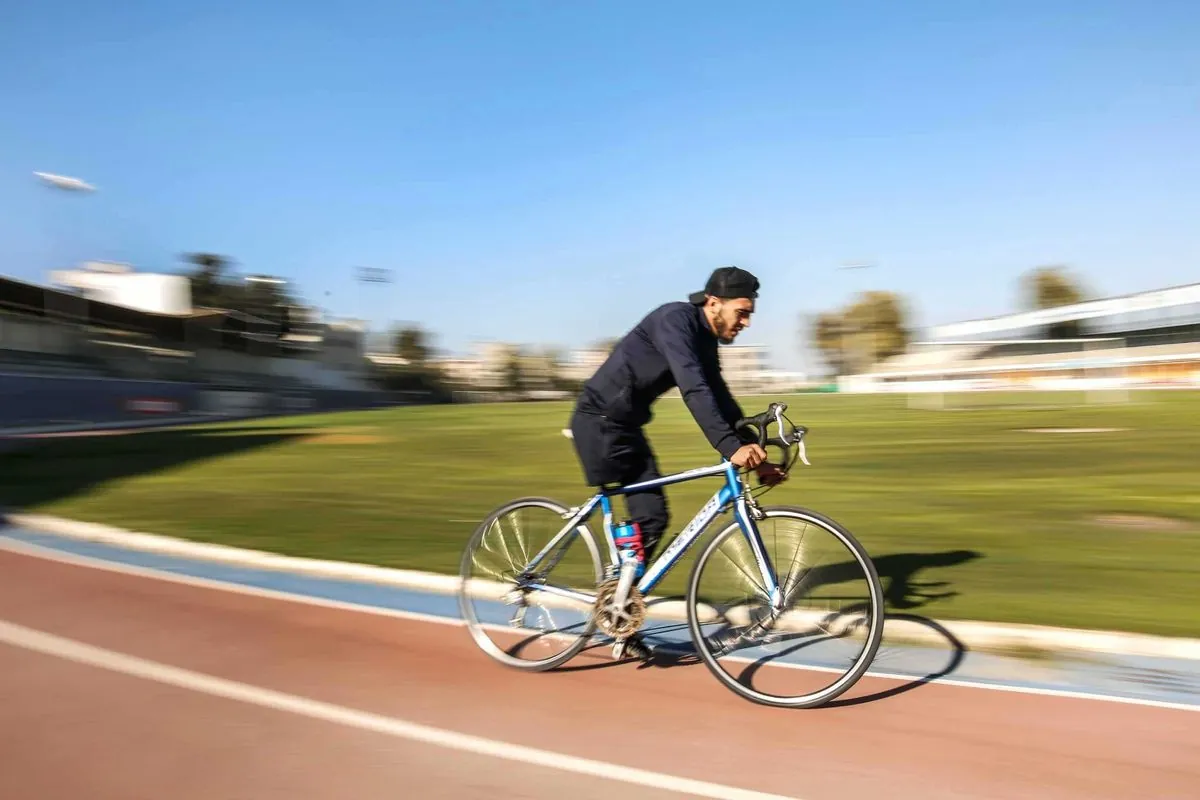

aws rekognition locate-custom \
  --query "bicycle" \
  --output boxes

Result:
[456,402,885,708]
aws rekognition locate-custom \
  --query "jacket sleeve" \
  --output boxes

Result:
[708,362,747,433]
[654,308,744,460]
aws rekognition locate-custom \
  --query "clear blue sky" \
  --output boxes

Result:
[1,0,1197,372]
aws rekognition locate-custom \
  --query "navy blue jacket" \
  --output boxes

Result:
[576,301,746,459]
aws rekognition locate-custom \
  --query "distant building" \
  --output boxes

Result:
[426,341,521,390]
[561,346,610,382]
[434,356,484,386]
[719,344,769,393]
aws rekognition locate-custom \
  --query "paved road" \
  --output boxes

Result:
[1,547,1197,799]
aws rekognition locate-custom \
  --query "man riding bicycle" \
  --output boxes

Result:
[568,266,787,661]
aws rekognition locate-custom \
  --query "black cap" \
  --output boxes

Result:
[689,266,760,305]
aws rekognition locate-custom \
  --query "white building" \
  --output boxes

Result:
[50,261,192,316]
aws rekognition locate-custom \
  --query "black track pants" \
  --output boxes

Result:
[568,409,669,560]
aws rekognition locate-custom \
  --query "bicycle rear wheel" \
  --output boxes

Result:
[458,497,603,671]
[686,505,884,708]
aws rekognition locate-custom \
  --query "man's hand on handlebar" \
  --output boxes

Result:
[730,445,788,484]
[730,403,804,482]
[755,462,788,487]
[730,443,768,469]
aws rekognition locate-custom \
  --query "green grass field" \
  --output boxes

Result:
[3,391,1199,637]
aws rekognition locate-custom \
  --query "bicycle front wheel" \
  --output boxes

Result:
[686,505,884,708]
[458,496,603,672]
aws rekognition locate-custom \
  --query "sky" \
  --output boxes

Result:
[1,0,1198,373]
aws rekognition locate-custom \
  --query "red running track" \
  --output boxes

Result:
[0,547,1196,799]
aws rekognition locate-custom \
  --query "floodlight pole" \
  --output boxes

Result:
[355,266,393,349]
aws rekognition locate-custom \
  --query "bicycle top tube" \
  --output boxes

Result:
[590,401,808,498]
[598,461,733,497]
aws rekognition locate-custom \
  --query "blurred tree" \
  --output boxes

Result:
[241,277,296,332]
[812,291,912,375]
[368,360,452,403]
[813,311,850,377]
[846,290,912,367]
[368,322,449,400]
[393,324,432,364]
[524,346,562,391]
[181,252,299,334]
[184,253,233,309]
[1021,265,1088,338]
[503,350,525,394]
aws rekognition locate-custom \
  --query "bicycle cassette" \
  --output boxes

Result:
[592,578,647,639]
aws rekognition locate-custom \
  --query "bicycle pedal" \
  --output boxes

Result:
[610,638,631,660]
[611,636,652,662]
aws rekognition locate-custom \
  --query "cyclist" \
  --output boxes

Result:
[567,266,787,661]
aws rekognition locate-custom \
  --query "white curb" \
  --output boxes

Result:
[5,513,460,594]
[5,511,1200,663]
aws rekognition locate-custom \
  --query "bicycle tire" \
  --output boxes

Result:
[457,496,603,672]
[685,504,885,708]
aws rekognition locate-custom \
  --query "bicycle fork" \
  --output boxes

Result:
[736,494,785,613]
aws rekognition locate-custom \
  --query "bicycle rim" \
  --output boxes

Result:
[458,496,603,671]
[686,505,885,708]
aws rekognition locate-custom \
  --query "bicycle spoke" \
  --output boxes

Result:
[779,520,809,604]
[718,541,769,600]
[459,498,603,672]
[687,506,884,708]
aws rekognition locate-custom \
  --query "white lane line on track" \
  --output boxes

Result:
[0,619,799,800]
[3,536,1199,714]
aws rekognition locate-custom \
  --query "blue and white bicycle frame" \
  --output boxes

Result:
[518,460,785,612]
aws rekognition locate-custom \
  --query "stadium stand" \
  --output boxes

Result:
[848,281,1200,398]
[0,274,392,429]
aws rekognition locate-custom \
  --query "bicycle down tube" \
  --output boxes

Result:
[516,459,783,608]
[633,462,780,602]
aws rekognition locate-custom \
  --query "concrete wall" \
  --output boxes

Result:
[0,373,200,427]
[0,373,394,429]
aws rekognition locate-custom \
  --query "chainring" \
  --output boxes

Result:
[592,578,647,639]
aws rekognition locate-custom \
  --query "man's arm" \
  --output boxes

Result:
[654,307,744,460]
[707,360,746,432]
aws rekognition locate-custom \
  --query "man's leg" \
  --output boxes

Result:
[608,436,667,663]
[568,410,666,660]
[620,439,669,566]
[568,409,615,486]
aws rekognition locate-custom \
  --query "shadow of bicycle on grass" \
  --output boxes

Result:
[872,549,983,610]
